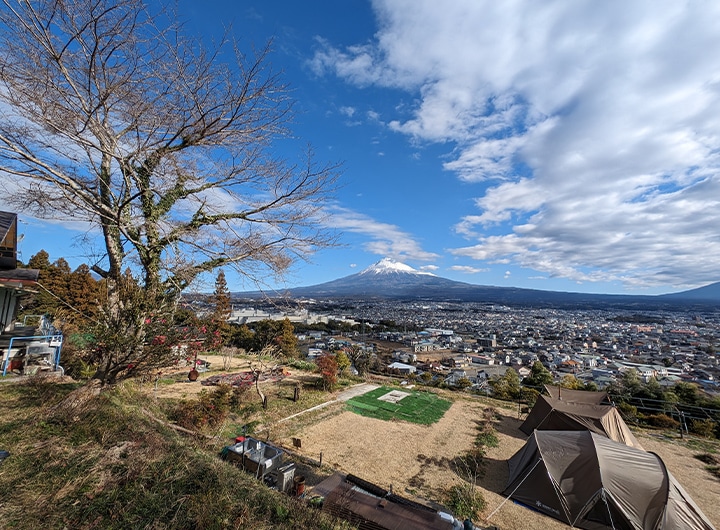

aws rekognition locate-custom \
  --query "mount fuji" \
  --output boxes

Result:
[279,257,471,299]
[234,258,720,308]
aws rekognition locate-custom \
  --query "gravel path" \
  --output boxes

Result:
[277,383,380,423]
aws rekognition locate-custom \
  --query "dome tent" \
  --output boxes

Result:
[503,430,715,530]
[520,393,644,449]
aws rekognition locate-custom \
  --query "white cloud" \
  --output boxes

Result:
[420,264,439,272]
[326,206,439,262]
[339,106,356,117]
[449,265,486,274]
[315,0,720,289]
[366,110,382,122]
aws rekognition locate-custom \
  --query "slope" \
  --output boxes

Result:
[0,379,349,530]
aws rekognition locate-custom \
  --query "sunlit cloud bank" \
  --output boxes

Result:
[314,0,720,290]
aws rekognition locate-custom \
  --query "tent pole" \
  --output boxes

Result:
[485,458,543,523]
[571,489,614,529]
[601,489,618,530]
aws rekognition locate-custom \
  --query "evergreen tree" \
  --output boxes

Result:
[491,368,521,400]
[209,269,232,347]
[279,317,299,358]
[252,319,282,351]
[22,250,56,317]
[522,361,554,389]
[27,249,51,270]
[21,251,102,331]
[670,382,700,406]
[64,264,103,327]
[229,324,255,351]
[211,270,231,323]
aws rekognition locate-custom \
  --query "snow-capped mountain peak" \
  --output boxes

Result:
[359,257,435,276]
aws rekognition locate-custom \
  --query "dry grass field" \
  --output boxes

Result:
[274,391,720,530]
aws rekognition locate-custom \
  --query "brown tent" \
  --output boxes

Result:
[544,384,610,405]
[503,430,715,530]
[520,394,643,449]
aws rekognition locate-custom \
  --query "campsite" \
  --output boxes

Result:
[104,356,720,529]
[256,382,720,530]
[1,357,719,529]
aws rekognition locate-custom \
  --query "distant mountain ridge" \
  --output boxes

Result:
[236,258,720,309]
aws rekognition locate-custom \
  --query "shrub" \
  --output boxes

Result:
[229,385,251,409]
[694,454,720,479]
[286,358,316,371]
[617,402,638,423]
[445,483,485,521]
[689,419,717,438]
[454,377,473,390]
[643,413,680,430]
[172,385,231,430]
[59,344,96,380]
[316,353,338,391]
[476,428,499,449]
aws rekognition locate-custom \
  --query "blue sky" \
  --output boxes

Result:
[8,0,720,295]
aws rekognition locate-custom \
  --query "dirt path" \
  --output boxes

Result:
[336,383,380,401]
[276,383,380,424]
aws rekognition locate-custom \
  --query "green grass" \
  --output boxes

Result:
[346,386,452,425]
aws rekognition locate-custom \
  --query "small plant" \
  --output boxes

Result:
[445,482,485,521]
[475,428,499,449]
[694,453,720,479]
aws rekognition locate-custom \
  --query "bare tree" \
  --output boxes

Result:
[250,345,281,409]
[347,344,370,376]
[0,0,338,383]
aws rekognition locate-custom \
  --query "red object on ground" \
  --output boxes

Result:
[235,436,245,443]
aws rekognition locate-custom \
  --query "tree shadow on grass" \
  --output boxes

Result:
[491,413,527,442]
[475,456,509,494]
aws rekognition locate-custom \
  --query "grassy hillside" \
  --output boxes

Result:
[0,378,352,529]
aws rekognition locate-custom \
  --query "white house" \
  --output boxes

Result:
[387,362,417,374]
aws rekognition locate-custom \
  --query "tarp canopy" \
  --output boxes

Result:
[520,394,643,449]
[544,384,610,405]
[504,430,715,530]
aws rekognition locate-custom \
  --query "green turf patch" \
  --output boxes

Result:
[346,386,452,425]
